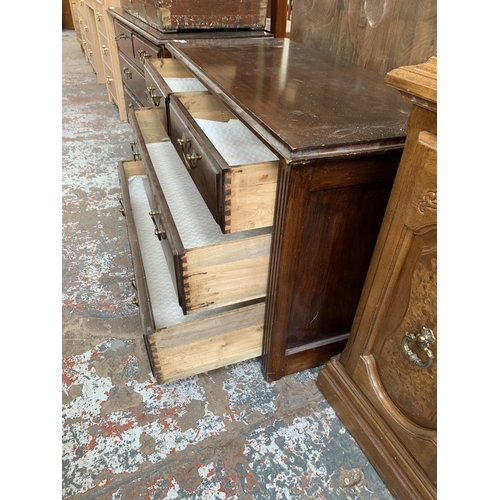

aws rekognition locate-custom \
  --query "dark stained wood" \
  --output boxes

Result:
[290,0,437,76]
[167,38,411,159]
[118,52,150,106]
[119,0,268,31]
[269,0,288,38]
[164,38,412,379]
[317,57,437,499]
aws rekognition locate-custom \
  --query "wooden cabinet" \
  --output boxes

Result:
[119,38,412,386]
[316,57,437,500]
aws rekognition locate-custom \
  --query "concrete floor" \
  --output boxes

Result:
[61,28,395,500]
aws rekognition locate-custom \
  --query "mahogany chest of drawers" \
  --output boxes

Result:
[118,37,412,385]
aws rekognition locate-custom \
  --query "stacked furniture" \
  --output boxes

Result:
[317,57,437,500]
[117,37,413,384]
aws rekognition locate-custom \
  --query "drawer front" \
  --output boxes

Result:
[119,52,149,107]
[117,158,265,385]
[132,32,162,69]
[97,31,112,67]
[113,19,134,59]
[124,85,141,113]
[144,68,166,109]
[129,107,272,314]
[169,97,223,227]
[94,8,106,37]
[103,61,117,102]
[169,93,279,233]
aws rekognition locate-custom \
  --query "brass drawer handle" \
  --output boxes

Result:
[115,32,128,41]
[118,197,125,216]
[82,40,86,46]
[402,327,435,369]
[138,49,151,64]
[177,134,190,151]
[129,277,139,306]
[130,141,141,160]
[102,45,108,55]
[87,49,93,56]
[145,87,161,107]
[83,25,89,32]
[181,149,201,169]
[79,0,83,5]
[123,67,133,79]
[106,76,113,85]
[149,211,166,240]
[96,12,102,21]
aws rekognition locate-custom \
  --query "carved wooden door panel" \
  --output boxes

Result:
[352,120,437,483]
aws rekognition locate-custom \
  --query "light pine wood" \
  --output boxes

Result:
[183,234,272,312]
[150,58,197,79]
[133,106,169,143]
[226,161,279,232]
[147,302,265,384]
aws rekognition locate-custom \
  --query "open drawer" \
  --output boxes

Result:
[144,58,208,111]
[169,92,279,233]
[118,159,265,385]
[129,107,272,315]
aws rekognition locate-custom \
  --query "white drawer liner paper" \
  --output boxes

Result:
[195,118,279,166]
[129,175,260,329]
[146,141,270,249]
[163,77,207,93]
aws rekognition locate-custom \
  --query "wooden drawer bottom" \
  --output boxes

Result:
[118,159,265,384]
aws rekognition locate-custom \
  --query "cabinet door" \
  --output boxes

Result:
[351,114,437,483]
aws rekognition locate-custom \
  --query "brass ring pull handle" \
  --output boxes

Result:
[130,141,141,161]
[402,327,435,369]
[139,50,151,64]
[118,197,125,216]
[145,87,161,107]
[122,67,133,79]
[115,32,128,41]
[149,211,166,240]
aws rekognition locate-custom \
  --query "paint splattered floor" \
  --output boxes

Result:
[61,28,394,499]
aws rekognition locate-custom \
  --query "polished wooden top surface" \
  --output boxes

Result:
[167,38,412,159]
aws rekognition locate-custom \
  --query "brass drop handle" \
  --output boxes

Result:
[83,25,89,32]
[79,18,83,24]
[96,12,102,21]
[106,76,113,85]
[181,149,201,169]
[115,32,128,41]
[123,67,133,79]
[79,0,83,6]
[87,49,93,56]
[130,141,141,160]
[145,87,161,107]
[149,211,166,240]
[102,45,108,55]
[402,327,435,369]
[118,197,125,216]
[139,50,152,64]
[127,277,138,306]
[82,40,86,46]
[177,134,190,152]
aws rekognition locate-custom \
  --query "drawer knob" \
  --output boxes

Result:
[139,50,151,64]
[115,32,128,41]
[402,327,435,369]
[145,87,161,107]
[122,67,133,79]
[130,141,141,160]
